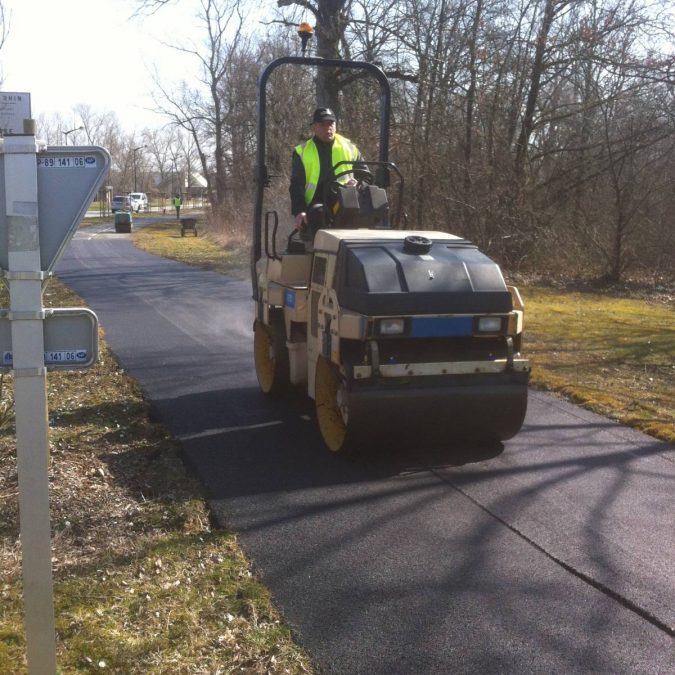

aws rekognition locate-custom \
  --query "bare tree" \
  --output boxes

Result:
[463,0,483,199]
[74,104,124,149]
[143,126,177,195]
[514,0,571,177]
[138,0,675,278]
[152,0,252,216]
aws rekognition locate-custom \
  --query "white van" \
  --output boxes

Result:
[128,192,148,213]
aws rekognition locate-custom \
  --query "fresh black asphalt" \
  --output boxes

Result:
[56,223,675,674]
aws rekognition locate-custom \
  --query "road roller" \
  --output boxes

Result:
[251,55,530,454]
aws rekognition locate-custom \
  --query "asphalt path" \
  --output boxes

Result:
[57,222,675,674]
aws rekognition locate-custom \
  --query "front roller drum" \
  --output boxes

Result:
[315,356,391,455]
[254,314,289,396]
[315,356,361,455]
[315,356,529,453]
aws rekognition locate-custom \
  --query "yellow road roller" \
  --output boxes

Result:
[251,55,530,454]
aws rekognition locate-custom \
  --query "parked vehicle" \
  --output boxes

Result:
[129,192,148,213]
[111,195,131,213]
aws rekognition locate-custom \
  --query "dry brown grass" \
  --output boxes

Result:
[132,219,250,279]
[0,280,312,674]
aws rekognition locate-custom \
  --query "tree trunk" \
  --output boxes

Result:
[278,0,349,112]
[463,0,483,230]
[514,0,558,178]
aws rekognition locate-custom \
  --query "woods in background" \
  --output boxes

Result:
[48,0,675,282]
[272,0,674,282]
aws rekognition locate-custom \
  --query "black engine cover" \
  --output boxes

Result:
[335,238,512,315]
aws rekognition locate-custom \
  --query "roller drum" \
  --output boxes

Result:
[316,357,528,454]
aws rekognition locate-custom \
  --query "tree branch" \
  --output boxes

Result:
[277,0,319,19]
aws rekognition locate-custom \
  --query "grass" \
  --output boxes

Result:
[132,221,250,279]
[523,287,674,442]
[52,533,302,673]
[0,280,313,673]
[80,215,109,227]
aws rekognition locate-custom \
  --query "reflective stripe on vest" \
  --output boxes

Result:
[294,134,360,205]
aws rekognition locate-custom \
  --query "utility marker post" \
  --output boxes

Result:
[4,122,57,673]
[1,111,109,673]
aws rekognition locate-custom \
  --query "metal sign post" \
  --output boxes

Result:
[4,124,57,674]
[0,115,110,673]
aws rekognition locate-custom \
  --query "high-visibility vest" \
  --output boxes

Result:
[174,197,182,207]
[294,134,360,205]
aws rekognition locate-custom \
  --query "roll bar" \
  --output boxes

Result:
[252,56,392,299]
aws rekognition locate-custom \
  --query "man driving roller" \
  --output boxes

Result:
[289,107,365,233]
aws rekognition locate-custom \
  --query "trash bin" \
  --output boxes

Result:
[114,211,133,233]
[180,217,198,237]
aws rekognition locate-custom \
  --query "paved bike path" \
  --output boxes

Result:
[57,235,675,674]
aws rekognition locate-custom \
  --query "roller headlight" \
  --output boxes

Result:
[378,318,405,335]
[477,316,503,333]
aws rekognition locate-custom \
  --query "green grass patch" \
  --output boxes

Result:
[51,532,307,673]
[0,280,312,673]
[132,221,249,278]
[523,287,674,442]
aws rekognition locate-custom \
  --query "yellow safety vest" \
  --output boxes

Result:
[294,134,360,205]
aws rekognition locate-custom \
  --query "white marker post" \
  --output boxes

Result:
[1,109,109,673]
[4,122,57,672]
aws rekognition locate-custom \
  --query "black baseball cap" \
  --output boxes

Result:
[312,107,336,123]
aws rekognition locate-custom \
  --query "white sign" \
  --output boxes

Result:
[3,350,89,366]
[0,145,111,273]
[0,308,99,371]
[37,155,99,169]
[0,92,31,136]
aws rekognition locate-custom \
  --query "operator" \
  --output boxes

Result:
[290,107,365,233]
[173,193,182,219]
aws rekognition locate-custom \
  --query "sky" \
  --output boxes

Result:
[1,0,205,131]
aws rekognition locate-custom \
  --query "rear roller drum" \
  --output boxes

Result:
[254,313,289,396]
[315,356,360,455]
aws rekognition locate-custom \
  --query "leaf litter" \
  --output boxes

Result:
[0,279,312,674]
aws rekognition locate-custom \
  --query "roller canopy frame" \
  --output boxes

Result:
[251,56,392,300]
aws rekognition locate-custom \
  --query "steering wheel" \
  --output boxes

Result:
[351,167,374,184]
